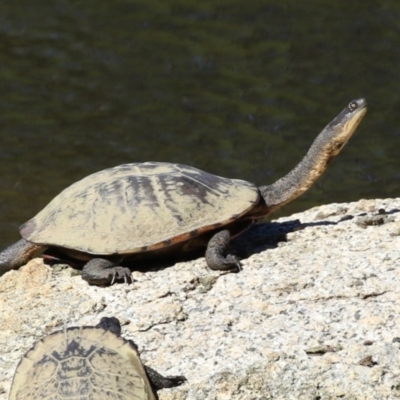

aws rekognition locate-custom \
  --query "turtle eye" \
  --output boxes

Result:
[348,101,358,111]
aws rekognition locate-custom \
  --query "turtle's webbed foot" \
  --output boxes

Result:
[110,266,132,285]
[161,375,187,388]
[82,258,132,286]
[205,230,242,272]
[145,366,187,390]
[207,253,241,272]
[224,254,242,272]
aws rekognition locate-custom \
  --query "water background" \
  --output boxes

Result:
[1,1,399,248]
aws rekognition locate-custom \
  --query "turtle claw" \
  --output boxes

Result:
[110,267,132,285]
[225,255,242,272]
[205,230,242,272]
[82,259,132,286]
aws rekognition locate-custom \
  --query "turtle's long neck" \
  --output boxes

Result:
[259,133,335,214]
[257,99,367,216]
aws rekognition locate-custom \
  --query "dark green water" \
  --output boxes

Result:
[1,0,399,248]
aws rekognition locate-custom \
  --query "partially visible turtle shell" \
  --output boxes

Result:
[9,324,156,400]
[20,162,259,255]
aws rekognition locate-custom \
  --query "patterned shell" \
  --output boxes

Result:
[9,325,155,400]
[20,162,259,255]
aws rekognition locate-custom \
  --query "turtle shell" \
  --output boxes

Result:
[9,325,155,400]
[20,162,259,255]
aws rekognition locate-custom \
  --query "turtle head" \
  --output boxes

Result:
[257,98,367,215]
[325,98,367,158]
[96,316,122,336]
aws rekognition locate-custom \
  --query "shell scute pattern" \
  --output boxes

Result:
[10,326,152,400]
[20,162,259,255]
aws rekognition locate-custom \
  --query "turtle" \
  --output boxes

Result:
[0,98,367,285]
[9,316,186,400]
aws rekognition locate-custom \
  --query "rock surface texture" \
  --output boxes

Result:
[1,198,400,399]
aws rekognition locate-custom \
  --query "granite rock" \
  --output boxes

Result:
[1,198,400,399]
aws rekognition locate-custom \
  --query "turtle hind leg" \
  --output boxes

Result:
[0,239,45,273]
[145,365,186,391]
[205,230,241,272]
[81,258,132,286]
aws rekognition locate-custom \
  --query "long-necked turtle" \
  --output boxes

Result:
[9,317,186,400]
[0,99,367,285]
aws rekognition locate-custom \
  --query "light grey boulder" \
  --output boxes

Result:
[1,198,400,399]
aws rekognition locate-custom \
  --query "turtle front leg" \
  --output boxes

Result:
[0,239,45,274]
[205,230,241,272]
[81,258,132,285]
[145,365,186,391]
